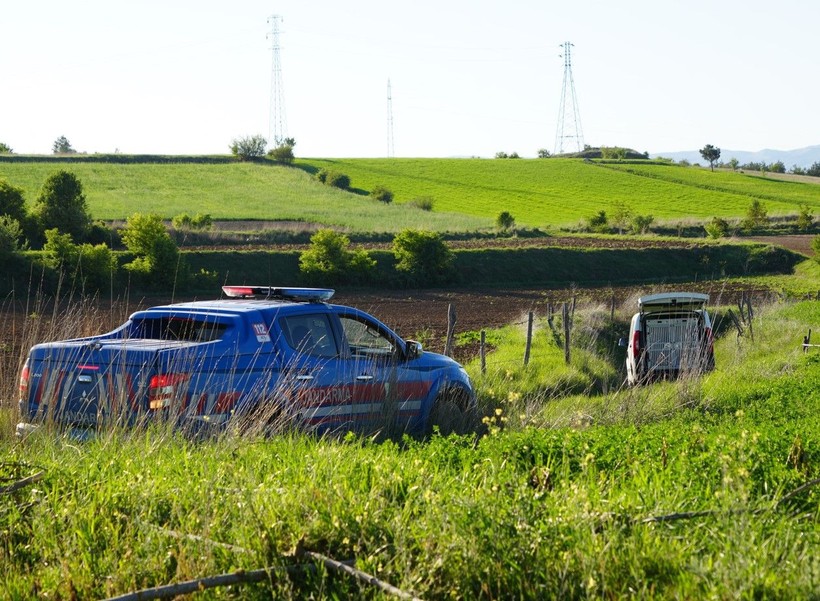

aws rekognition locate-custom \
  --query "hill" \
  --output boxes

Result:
[2,156,820,232]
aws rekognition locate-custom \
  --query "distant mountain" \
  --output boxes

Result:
[653,144,820,169]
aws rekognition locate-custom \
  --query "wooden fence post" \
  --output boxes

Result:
[523,311,533,366]
[480,330,486,374]
[562,303,571,364]
[745,295,754,342]
[804,329,812,353]
[444,303,457,357]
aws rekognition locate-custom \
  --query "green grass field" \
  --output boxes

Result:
[299,158,820,227]
[3,156,820,232]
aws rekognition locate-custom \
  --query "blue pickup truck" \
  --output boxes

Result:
[17,286,476,438]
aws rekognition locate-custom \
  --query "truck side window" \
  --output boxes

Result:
[339,316,395,358]
[281,314,339,358]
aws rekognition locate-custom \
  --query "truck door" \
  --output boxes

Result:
[278,312,352,432]
[337,312,427,432]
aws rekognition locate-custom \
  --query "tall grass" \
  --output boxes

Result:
[1,293,819,598]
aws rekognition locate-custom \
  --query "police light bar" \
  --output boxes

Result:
[221,286,335,302]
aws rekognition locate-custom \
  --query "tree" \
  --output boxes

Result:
[370,185,394,204]
[699,144,721,171]
[741,199,768,233]
[806,162,820,177]
[610,201,634,235]
[796,205,814,231]
[32,170,92,240]
[769,160,786,174]
[0,179,27,223]
[728,157,739,171]
[496,211,515,232]
[52,136,75,154]
[392,229,454,285]
[121,213,183,287]
[0,142,12,154]
[299,229,374,285]
[0,216,23,255]
[584,210,608,233]
[537,149,550,158]
[230,135,267,160]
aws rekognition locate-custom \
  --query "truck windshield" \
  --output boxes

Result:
[129,317,228,342]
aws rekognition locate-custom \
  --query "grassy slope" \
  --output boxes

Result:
[3,158,820,231]
[300,158,820,227]
[0,161,488,233]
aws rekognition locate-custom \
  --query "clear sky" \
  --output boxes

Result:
[2,0,817,158]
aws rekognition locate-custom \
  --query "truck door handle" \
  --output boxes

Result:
[295,374,314,381]
[356,375,374,381]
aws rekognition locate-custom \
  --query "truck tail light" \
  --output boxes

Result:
[19,359,30,399]
[149,373,189,410]
[632,331,641,357]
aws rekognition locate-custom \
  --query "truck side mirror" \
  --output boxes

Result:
[618,337,627,347]
[405,340,423,360]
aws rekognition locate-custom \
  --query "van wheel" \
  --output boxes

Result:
[428,387,475,436]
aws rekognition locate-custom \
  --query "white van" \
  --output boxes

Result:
[624,292,715,385]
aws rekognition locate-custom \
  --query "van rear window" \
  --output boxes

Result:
[129,317,228,342]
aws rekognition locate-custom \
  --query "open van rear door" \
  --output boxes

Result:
[638,292,709,314]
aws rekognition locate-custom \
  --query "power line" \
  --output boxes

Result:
[267,15,287,147]
[386,78,395,158]
[554,41,584,154]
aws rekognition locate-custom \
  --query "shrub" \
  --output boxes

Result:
[299,229,374,285]
[172,213,193,230]
[230,135,267,160]
[370,185,394,204]
[76,242,118,291]
[0,178,27,223]
[0,142,12,154]
[584,210,609,233]
[392,229,454,285]
[704,217,730,239]
[630,214,654,234]
[121,213,184,287]
[315,169,351,190]
[43,228,117,291]
[537,149,550,158]
[171,213,212,232]
[813,236,820,262]
[326,172,351,190]
[267,140,295,164]
[0,216,23,255]
[496,211,515,232]
[43,228,78,268]
[409,196,434,211]
[191,213,213,230]
[32,170,92,241]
